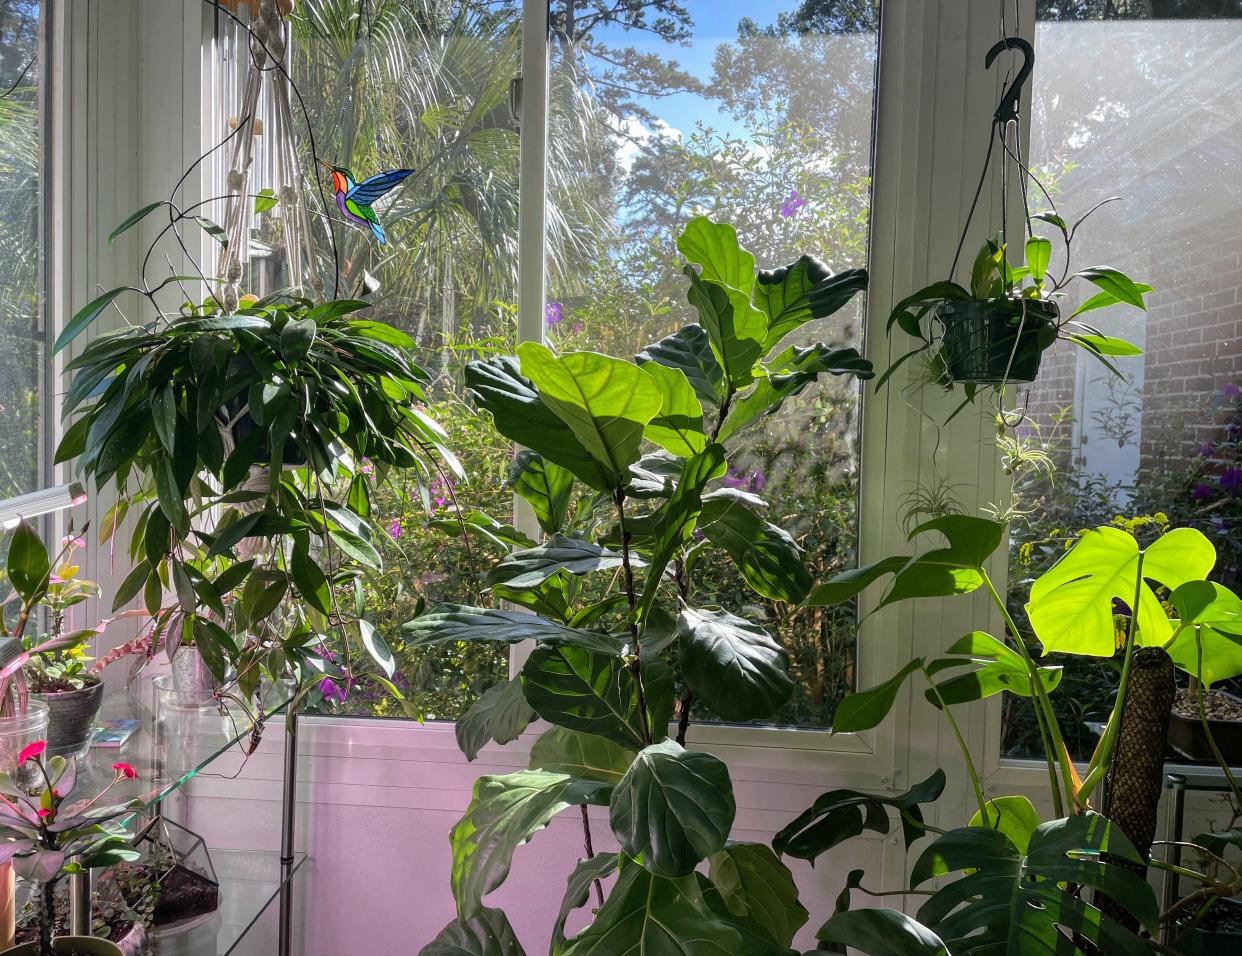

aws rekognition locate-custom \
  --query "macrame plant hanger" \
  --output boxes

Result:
[216,0,322,311]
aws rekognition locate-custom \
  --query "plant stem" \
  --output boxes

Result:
[922,665,989,822]
[39,878,54,956]
[983,572,1071,815]
[614,489,650,746]
[676,691,693,747]
[579,804,604,907]
[1194,654,1242,811]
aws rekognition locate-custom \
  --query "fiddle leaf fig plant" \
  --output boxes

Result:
[54,249,459,708]
[416,217,871,955]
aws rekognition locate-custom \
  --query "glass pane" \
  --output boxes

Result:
[0,2,42,505]
[543,1,880,727]
[285,1,520,718]
[1007,5,1242,759]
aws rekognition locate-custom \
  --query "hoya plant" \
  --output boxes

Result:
[54,240,459,709]
[791,515,1242,953]
[410,217,871,954]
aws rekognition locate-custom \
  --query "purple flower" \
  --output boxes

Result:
[545,302,565,326]
[571,322,584,334]
[1222,382,1241,400]
[1222,468,1242,494]
[1193,482,1215,501]
[1200,442,1216,457]
[748,468,767,493]
[388,518,403,540]
[721,466,749,491]
[780,189,805,219]
[319,678,347,703]
[431,476,455,508]
[359,457,374,478]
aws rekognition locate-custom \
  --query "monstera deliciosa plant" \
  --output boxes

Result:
[410,217,871,954]
[791,515,1242,954]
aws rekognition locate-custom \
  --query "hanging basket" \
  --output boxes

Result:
[934,297,1058,385]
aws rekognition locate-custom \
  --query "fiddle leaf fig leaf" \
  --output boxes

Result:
[676,607,793,722]
[684,269,765,390]
[754,256,867,351]
[677,217,757,295]
[1027,526,1215,655]
[817,909,949,956]
[521,645,653,749]
[528,727,635,784]
[420,906,527,956]
[911,813,1158,953]
[636,325,726,407]
[640,362,707,458]
[487,536,636,591]
[465,356,611,491]
[551,853,620,955]
[509,451,574,535]
[456,678,536,762]
[699,494,812,602]
[517,343,663,489]
[450,771,574,918]
[609,739,735,877]
[708,842,808,948]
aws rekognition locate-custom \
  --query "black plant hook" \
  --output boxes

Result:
[985,36,1034,125]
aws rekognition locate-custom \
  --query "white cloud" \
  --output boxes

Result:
[609,115,682,174]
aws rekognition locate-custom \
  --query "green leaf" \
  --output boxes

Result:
[699,494,812,602]
[1027,526,1215,655]
[6,520,50,605]
[609,739,735,877]
[488,536,634,591]
[684,268,765,390]
[551,853,619,955]
[1172,581,1242,635]
[466,356,612,491]
[677,217,757,296]
[832,659,922,733]
[817,909,949,956]
[358,619,395,677]
[676,607,793,722]
[509,452,574,534]
[280,317,317,360]
[419,907,526,956]
[1069,283,1154,319]
[708,843,808,948]
[640,363,706,458]
[1068,333,1143,357]
[112,561,150,611]
[1025,235,1051,283]
[911,813,1158,953]
[54,287,129,355]
[254,188,278,214]
[636,325,726,407]
[774,771,944,862]
[450,770,574,920]
[754,256,867,351]
[151,383,177,455]
[456,678,536,762]
[521,645,657,748]
[560,855,784,956]
[804,555,910,606]
[968,794,1040,853]
[108,201,166,246]
[1167,624,1242,687]
[402,605,623,656]
[290,537,332,615]
[528,726,636,785]
[518,343,663,488]
[1077,267,1148,310]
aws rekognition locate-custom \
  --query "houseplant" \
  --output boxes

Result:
[53,270,460,712]
[409,217,872,953]
[0,741,141,956]
[877,209,1150,406]
[790,516,1242,953]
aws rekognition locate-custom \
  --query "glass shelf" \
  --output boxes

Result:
[152,849,306,956]
[66,672,295,815]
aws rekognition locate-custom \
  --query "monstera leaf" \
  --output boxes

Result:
[911,813,1158,955]
[509,451,575,534]
[640,362,707,458]
[465,356,610,491]
[817,909,949,956]
[707,843,808,948]
[637,325,725,407]
[754,256,868,351]
[522,645,669,749]
[609,739,735,877]
[420,907,526,956]
[456,678,536,762]
[1027,526,1215,655]
[518,343,663,489]
[450,771,575,919]
[676,607,793,722]
[560,854,792,956]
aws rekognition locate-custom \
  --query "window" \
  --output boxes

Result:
[1006,3,1242,758]
[0,1,44,506]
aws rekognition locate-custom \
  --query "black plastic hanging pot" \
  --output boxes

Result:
[934,297,1058,385]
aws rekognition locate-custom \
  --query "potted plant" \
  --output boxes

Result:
[406,217,873,953]
[53,253,460,711]
[1168,677,1242,763]
[0,741,141,956]
[878,207,1150,404]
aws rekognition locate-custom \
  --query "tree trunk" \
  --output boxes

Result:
[1099,646,1175,932]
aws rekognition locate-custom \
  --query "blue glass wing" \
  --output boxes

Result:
[345,168,415,205]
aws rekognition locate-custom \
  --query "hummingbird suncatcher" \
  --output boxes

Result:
[320,160,415,245]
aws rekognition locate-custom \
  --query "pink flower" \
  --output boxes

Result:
[59,534,85,549]
[359,457,374,477]
[37,809,53,819]
[780,189,805,218]
[571,322,584,334]
[18,741,45,765]
[111,762,137,779]
[388,519,403,540]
